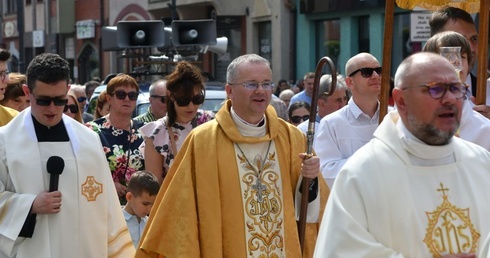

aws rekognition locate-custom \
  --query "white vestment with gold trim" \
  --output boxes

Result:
[314,110,490,258]
[0,108,135,258]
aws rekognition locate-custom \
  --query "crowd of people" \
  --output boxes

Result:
[1,5,490,258]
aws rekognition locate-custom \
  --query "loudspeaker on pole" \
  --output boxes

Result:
[171,19,217,46]
[117,20,166,48]
[201,36,228,55]
[101,26,121,51]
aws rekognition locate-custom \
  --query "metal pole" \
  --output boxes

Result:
[99,0,104,78]
[32,0,36,57]
[44,0,50,53]
[17,0,25,72]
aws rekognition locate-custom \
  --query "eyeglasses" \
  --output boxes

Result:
[229,81,275,90]
[402,82,467,99]
[112,90,139,101]
[64,104,79,113]
[0,70,9,82]
[151,95,166,103]
[34,97,69,107]
[77,96,87,103]
[175,94,205,107]
[291,115,309,124]
[348,67,382,78]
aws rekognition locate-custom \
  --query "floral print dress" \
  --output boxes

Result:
[139,109,215,179]
[86,117,145,188]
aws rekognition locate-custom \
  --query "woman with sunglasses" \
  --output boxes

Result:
[288,101,310,126]
[86,74,145,203]
[64,92,83,123]
[139,61,215,184]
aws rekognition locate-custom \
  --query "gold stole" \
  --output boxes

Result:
[234,140,286,257]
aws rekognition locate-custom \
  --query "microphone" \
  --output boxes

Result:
[47,156,64,192]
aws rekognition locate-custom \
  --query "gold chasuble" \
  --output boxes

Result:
[136,100,329,258]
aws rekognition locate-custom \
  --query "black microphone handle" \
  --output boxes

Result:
[49,174,59,192]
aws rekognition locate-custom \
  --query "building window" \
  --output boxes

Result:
[214,16,242,82]
[258,22,272,63]
[315,19,340,71]
[6,0,17,14]
[358,16,370,53]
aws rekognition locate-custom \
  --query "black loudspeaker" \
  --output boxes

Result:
[102,26,121,51]
[117,20,166,48]
[171,19,217,46]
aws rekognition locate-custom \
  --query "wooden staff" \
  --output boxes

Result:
[379,0,395,124]
[298,56,337,253]
[476,0,489,105]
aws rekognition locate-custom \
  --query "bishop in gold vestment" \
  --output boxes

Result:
[136,101,329,258]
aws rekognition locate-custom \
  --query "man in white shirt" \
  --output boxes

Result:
[297,74,348,134]
[314,52,490,258]
[314,52,381,188]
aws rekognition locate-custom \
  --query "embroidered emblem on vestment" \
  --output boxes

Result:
[424,182,480,257]
[235,142,285,258]
[81,176,103,201]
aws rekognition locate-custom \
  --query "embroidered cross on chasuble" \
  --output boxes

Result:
[234,140,286,258]
[424,182,480,257]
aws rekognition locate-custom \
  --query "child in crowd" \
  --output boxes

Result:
[123,170,160,248]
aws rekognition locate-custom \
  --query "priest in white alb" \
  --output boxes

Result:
[314,52,490,258]
[0,53,134,258]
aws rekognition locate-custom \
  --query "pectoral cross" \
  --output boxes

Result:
[437,182,449,197]
[252,177,267,202]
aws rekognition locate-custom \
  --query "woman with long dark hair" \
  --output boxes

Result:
[140,61,215,184]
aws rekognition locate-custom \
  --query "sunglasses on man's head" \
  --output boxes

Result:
[151,95,166,103]
[64,104,79,113]
[348,67,382,78]
[175,94,205,107]
[113,90,139,101]
[291,115,309,124]
[35,97,69,107]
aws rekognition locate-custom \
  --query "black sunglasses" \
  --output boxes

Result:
[175,94,205,107]
[35,97,69,107]
[349,67,382,78]
[151,95,166,103]
[64,104,79,113]
[113,91,139,101]
[291,115,309,124]
[77,96,87,103]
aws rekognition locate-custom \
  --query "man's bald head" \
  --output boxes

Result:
[345,53,380,76]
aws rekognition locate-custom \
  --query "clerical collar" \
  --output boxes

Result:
[396,119,454,165]
[33,115,69,142]
[230,107,267,137]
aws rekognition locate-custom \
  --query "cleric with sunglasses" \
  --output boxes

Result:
[86,73,145,204]
[139,61,215,184]
[0,53,135,256]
